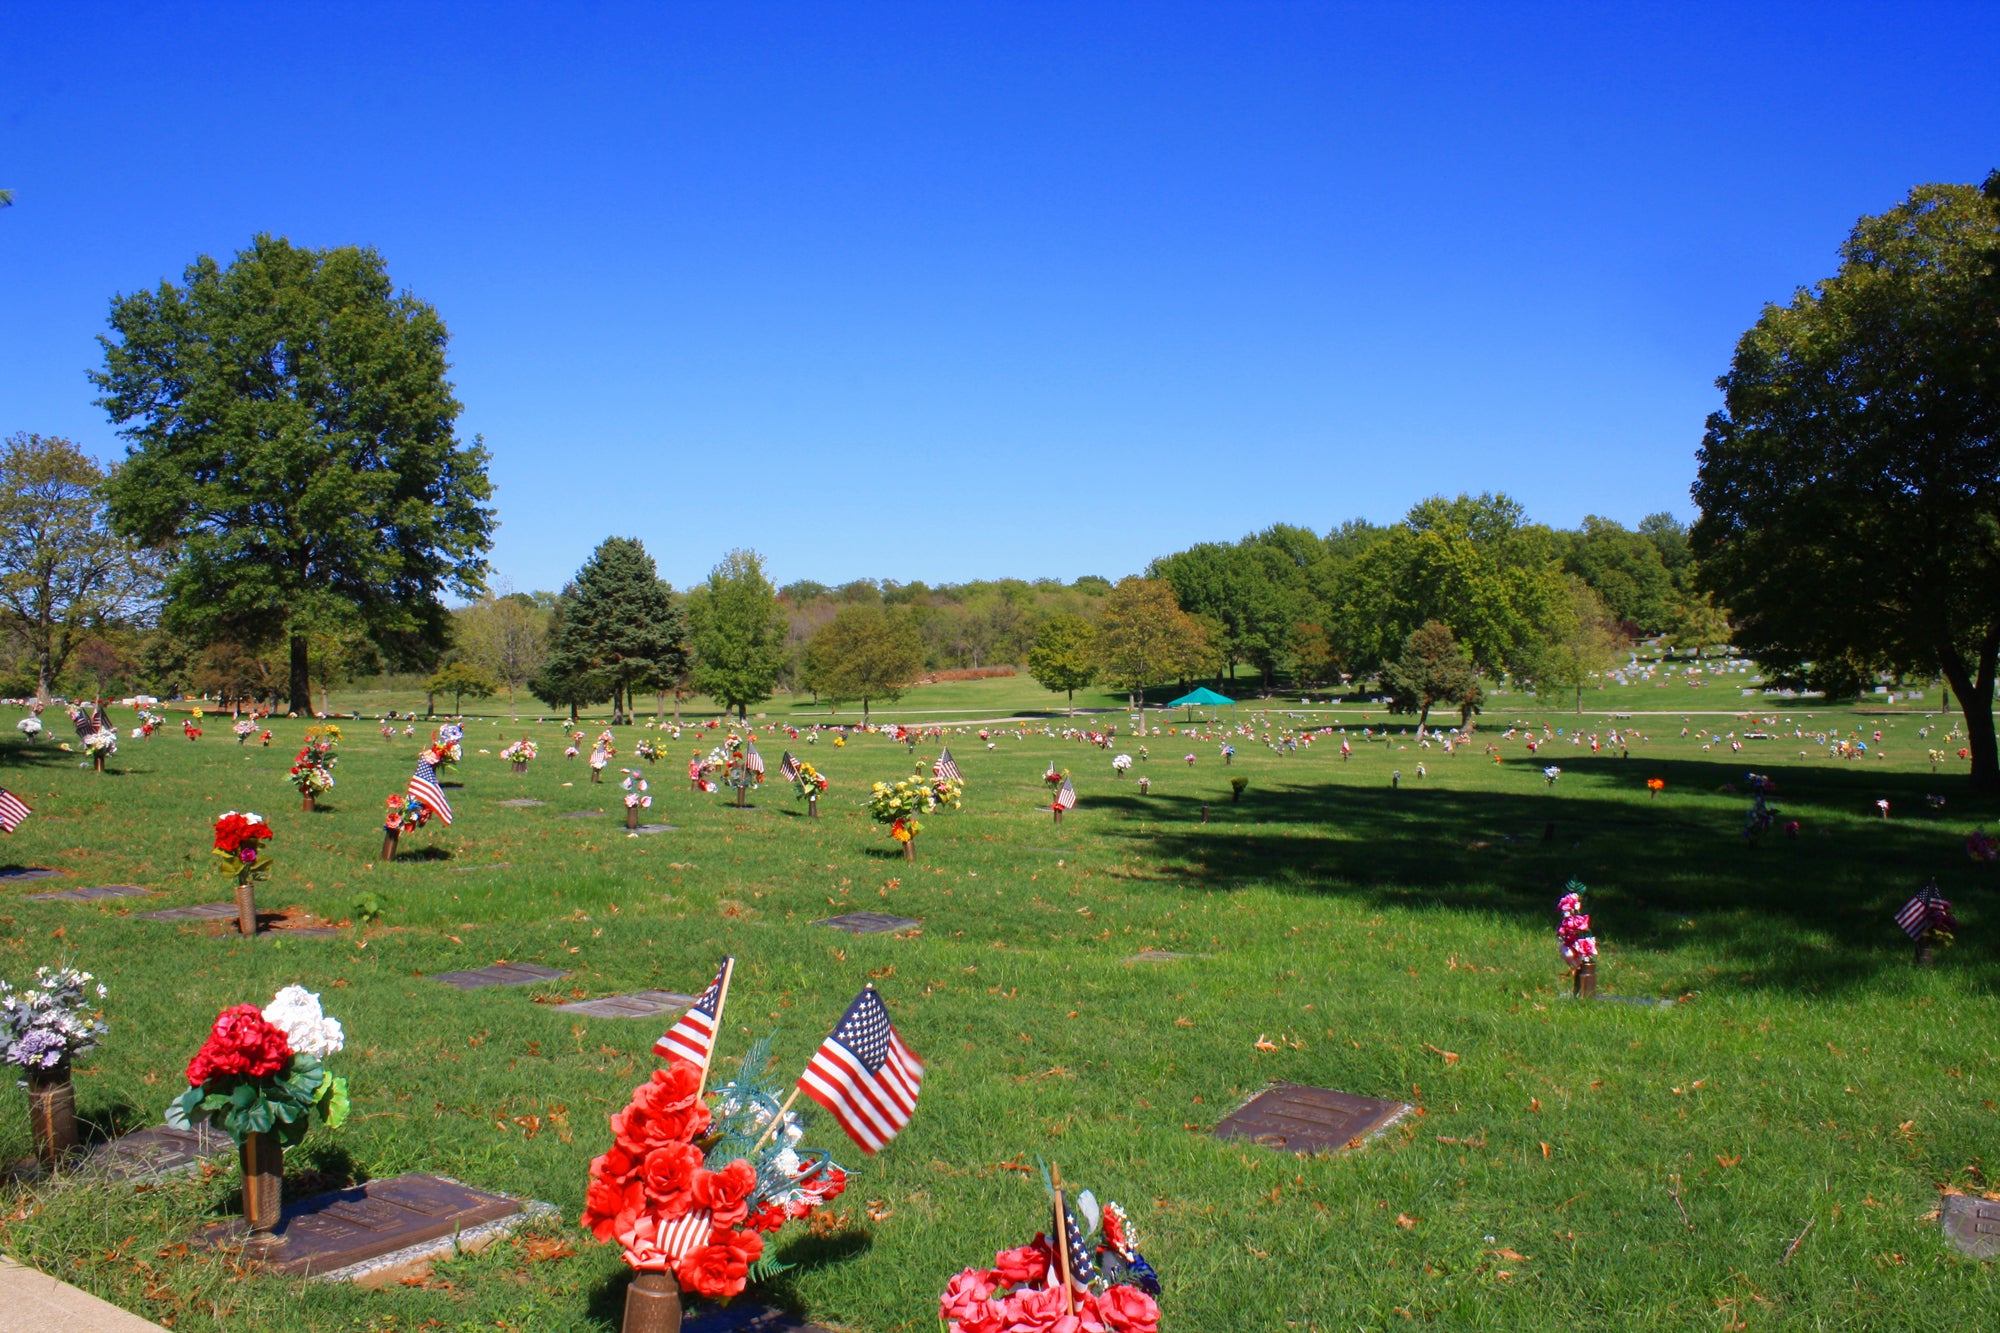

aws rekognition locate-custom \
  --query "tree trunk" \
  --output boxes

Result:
[1939,636,2000,793]
[426,692,436,719]
[1417,700,1431,729]
[510,683,518,722]
[1067,687,1074,717]
[36,651,52,705]
[289,634,311,715]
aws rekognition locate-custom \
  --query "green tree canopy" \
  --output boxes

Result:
[1563,516,1677,634]
[426,659,497,715]
[688,549,788,720]
[1692,174,2000,786]
[0,433,159,701]
[1095,576,1209,733]
[554,538,684,724]
[93,234,494,714]
[1384,621,1482,727]
[1025,612,1098,713]
[456,587,549,720]
[1525,577,1627,712]
[529,587,610,722]
[801,603,924,721]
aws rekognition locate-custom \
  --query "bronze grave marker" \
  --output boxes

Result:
[136,901,241,922]
[1941,1193,2000,1260]
[1212,1083,1410,1154]
[30,884,154,902]
[199,1172,524,1276]
[84,1124,233,1181]
[815,912,921,935]
[432,962,570,989]
[555,990,696,1019]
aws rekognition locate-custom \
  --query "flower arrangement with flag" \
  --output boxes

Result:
[1557,881,1596,968]
[580,1045,849,1301]
[286,735,338,795]
[408,750,454,825]
[937,1164,1161,1333]
[82,727,117,760]
[0,785,32,834]
[384,792,432,834]
[1895,880,1958,942]
[867,766,962,847]
[933,748,962,783]
[779,752,828,800]
[1052,775,1077,812]
[166,985,348,1147]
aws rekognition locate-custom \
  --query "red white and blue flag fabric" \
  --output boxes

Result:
[934,748,961,782]
[0,786,30,834]
[654,957,733,1067]
[778,751,802,783]
[408,754,453,825]
[1895,885,1956,939]
[799,985,924,1153]
[1054,776,1077,811]
[742,741,765,775]
[1057,1192,1101,1287]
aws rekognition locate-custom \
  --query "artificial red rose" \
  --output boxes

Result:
[953,1302,1008,1333]
[993,1237,1053,1285]
[636,1142,705,1215]
[184,1004,292,1085]
[745,1202,787,1234]
[675,1234,755,1300]
[617,1212,676,1272]
[690,1159,758,1228]
[1094,1285,1160,1333]
[940,1268,1002,1323]
[995,1284,1085,1333]
[581,1170,646,1242]
[612,1061,711,1148]
[720,1225,763,1268]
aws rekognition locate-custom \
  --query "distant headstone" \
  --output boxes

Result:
[814,912,921,935]
[0,868,61,883]
[1941,1193,2000,1259]
[84,1124,232,1182]
[629,824,678,835]
[554,990,696,1019]
[197,1172,536,1279]
[29,884,153,903]
[136,901,239,922]
[497,798,546,808]
[432,962,570,990]
[1212,1083,1410,1154]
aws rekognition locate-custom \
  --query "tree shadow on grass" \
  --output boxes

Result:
[1101,754,1999,996]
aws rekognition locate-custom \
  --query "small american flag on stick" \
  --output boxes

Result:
[778,751,802,783]
[799,985,924,1153]
[1054,776,1077,811]
[743,741,765,775]
[934,748,961,782]
[408,754,453,825]
[0,786,30,834]
[1895,881,1956,939]
[654,956,733,1068]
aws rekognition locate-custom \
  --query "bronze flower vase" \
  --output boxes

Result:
[381,828,400,861]
[234,867,260,937]
[1914,937,1935,968]
[239,1131,283,1235]
[902,836,915,862]
[622,1270,682,1333]
[512,761,526,775]
[25,1062,77,1168]
[91,752,106,773]
[301,793,315,812]
[626,805,639,831]
[808,792,818,819]
[1572,961,1597,999]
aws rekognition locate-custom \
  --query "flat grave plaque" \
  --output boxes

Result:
[199,1172,524,1276]
[814,912,921,935]
[1592,994,1677,1009]
[1941,1193,2000,1260]
[1213,1083,1410,1155]
[446,862,513,873]
[684,1303,838,1333]
[1126,950,1193,963]
[136,901,240,922]
[557,810,606,819]
[432,962,570,990]
[0,868,61,883]
[497,798,546,808]
[554,990,696,1019]
[84,1123,233,1182]
[630,824,678,835]
[29,884,154,903]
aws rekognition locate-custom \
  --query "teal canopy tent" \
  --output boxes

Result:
[1166,686,1235,719]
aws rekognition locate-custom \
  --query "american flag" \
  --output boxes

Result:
[778,750,801,783]
[1054,776,1077,811]
[1055,1191,1101,1288]
[0,786,30,834]
[742,741,765,775]
[934,748,961,782]
[629,1208,713,1262]
[1895,882,1956,939]
[799,986,924,1154]
[408,754,454,825]
[654,957,733,1067]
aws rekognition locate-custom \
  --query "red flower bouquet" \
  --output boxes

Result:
[212,811,273,868]
[582,1057,848,1302]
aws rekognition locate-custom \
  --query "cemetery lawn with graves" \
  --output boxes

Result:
[0,672,1994,1332]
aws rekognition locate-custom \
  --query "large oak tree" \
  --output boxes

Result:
[94,234,494,714]
[1693,175,2000,788]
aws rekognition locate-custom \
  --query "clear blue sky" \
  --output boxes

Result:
[5,3,1996,595]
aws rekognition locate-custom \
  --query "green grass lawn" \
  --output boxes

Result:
[0,687,1993,1332]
